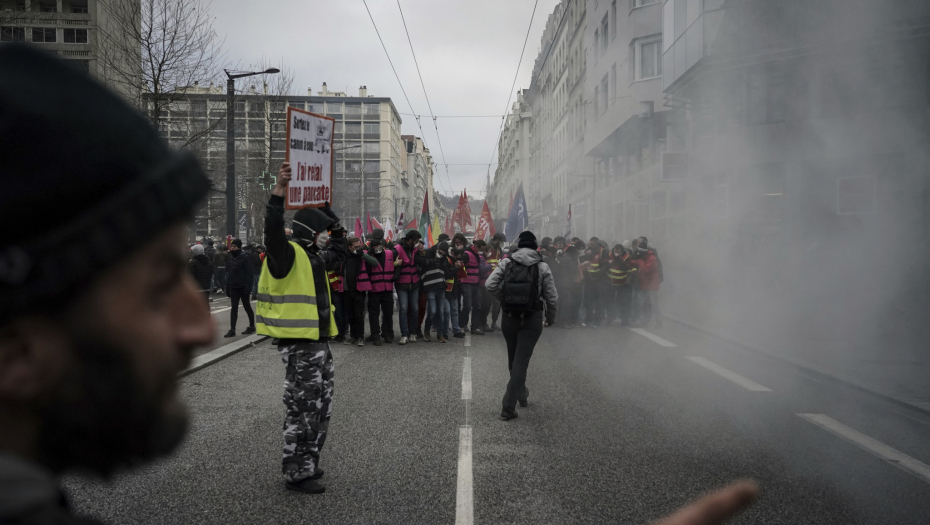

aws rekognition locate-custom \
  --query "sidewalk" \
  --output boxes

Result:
[663,292,930,415]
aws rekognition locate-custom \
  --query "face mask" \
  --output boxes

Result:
[439,252,447,259]
[374,247,383,254]
[316,231,330,250]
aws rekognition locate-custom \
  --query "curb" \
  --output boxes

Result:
[664,314,930,417]
[180,334,270,377]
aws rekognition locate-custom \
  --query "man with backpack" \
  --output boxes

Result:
[486,231,558,421]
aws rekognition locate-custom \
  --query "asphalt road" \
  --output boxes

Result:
[62,314,930,524]
[201,292,259,355]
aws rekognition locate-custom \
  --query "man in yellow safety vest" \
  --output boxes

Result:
[258,162,347,494]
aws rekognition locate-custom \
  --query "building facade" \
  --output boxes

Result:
[155,84,407,241]
[0,0,137,92]
[490,90,532,222]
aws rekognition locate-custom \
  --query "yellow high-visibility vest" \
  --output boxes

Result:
[255,241,339,339]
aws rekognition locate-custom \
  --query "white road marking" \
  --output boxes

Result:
[455,425,474,525]
[461,357,472,400]
[464,332,471,347]
[798,413,930,484]
[628,327,678,347]
[210,300,256,315]
[685,357,772,392]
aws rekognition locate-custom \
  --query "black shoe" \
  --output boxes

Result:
[416,331,424,339]
[223,329,236,338]
[500,407,518,421]
[365,334,377,343]
[332,335,345,343]
[383,335,393,344]
[373,338,382,347]
[242,326,256,335]
[518,388,529,408]
[310,468,324,480]
[490,323,500,331]
[471,328,484,335]
[285,478,325,494]
[453,331,465,339]
[481,324,493,332]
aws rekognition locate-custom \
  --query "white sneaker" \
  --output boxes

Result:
[398,336,408,345]
[409,335,417,343]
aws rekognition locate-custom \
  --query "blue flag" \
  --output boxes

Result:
[504,183,528,241]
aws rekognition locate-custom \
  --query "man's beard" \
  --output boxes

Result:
[37,336,188,477]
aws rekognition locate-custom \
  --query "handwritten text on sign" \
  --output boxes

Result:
[285,107,334,209]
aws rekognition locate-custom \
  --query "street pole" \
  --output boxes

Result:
[226,77,235,238]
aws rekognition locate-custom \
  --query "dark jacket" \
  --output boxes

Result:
[248,250,262,274]
[213,251,228,268]
[343,248,378,292]
[555,245,580,286]
[0,454,104,525]
[580,246,607,281]
[188,254,213,292]
[226,249,254,290]
[264,194,346,339]
[420,247,450,293]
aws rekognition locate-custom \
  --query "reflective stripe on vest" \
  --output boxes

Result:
[356,262,373,292]
[607,268,628,286]
[255,241,338,340]
[327,270,343,293]
[421,268,445,288]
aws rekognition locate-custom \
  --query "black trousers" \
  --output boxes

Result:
[228,287,254,330]
[367,291,394,339]
[583,280,605,325]
[344,289,367,339]
[477,286,493,327]
[608,284,632,325]
[501,310,543,409]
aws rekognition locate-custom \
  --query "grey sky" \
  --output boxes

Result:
[212,0,561,201]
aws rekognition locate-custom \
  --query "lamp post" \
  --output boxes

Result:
[224,67,280,239]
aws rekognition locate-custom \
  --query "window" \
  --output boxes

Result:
[326,102,343,115]
[600,14,608,55]
[1,27,25,42]
[636,37,662,79]
[837,177,876,215]
[633,0,659,7]
[610,0,617,40]
[72,4,89,14]
[363,142,380,154]
[345,122,361,134]
[31,27,56,43]
[593,85,600,116]
[63,28,88,44]
[39,3,57,12]
[594,29,599,60]
[363,122,380,134]
[600,75,608,114]
[610,63,617,104]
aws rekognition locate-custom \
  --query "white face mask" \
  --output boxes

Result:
[436,252,443,259]
[315,231,330,250]
[374,247,384,254]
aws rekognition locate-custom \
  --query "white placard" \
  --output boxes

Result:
[285,106,334,209]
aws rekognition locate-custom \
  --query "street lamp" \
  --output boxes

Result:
[224,67,280,239]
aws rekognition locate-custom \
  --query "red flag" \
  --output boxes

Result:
[366,212,373,235]
[444,215,455,238]
[462,189,473,227]
[405,218,417,231]
[474,200,496,241]
[353,217,362,240]
[372,217,384,231]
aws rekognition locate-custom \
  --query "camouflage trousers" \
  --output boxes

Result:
[279,341,334,483]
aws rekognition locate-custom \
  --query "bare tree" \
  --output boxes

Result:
[0,1,39,30]
[95,0,224,146]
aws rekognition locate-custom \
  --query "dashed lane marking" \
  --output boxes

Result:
[455,425,474,525]
[685,356,772,392]
[798,413,930,484]
[464,332,471,347]
[628,327,678,347]
[461,357,472,400]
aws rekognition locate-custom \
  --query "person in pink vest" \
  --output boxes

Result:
[392,229,427,345]
[343,237,378,346]
[365,238,395,346]
[454,233,487,335]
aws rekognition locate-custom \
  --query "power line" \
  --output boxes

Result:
[396,0,456,198]
[361,0,452,195]
[399,113,504,118]
[487,0,539,168]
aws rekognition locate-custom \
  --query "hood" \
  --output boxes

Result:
[510,248,542,266]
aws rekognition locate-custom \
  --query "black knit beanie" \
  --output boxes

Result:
[517,231,538,250]
[0,44,210,323]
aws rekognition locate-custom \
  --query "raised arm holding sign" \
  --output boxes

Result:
[285,106,335,209]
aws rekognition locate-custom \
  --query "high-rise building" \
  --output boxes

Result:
[491,90,532,222]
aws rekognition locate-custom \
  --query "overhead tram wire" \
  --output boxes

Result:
[395,0,455,197]
[486,0,539,176]
[361,0,452,195]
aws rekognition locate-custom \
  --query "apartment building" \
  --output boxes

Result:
[584,0,672,243]
[524,0,592,238]
[400,134,435,224]
[156,84,406,239]
[0,0,138,98]
[490,89,532,220]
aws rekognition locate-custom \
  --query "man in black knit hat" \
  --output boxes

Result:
[486,231,558,421]
[0,44,215,524]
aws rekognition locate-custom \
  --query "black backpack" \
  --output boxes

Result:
[500,259,540,312]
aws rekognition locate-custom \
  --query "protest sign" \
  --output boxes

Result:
[285,106,334,210]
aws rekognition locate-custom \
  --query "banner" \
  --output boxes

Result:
[503,183,528,241]
[285,106,334,210]
[396,212,406,236]
[474,200,496,241]
[431,214,442,245]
